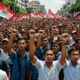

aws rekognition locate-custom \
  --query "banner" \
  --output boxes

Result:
[0,2,15,20]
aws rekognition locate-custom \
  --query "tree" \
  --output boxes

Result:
[26,7,33,18]
[0,0,27,16]
[68,0,80,13]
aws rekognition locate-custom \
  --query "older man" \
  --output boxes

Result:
[29,29,69,80]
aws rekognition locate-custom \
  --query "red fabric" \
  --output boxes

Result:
[48,9,54,16]
[16,14,29,20]
[0,2,15,20]
[37,11,44,17]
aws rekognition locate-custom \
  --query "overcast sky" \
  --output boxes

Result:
[39,0,65,14]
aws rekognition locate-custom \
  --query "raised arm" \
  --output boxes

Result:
[36,29,45,49]
[59,33,69,65]
[29,29,37,64]
[8,28,18,53]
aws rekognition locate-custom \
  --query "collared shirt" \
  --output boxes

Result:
[64,60,80,80]
[33,59,63,80]
[10,51,31,80]
[36,46,45,60]
[0,69,8,80]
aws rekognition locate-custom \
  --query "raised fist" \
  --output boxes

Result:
[38,29,45,37]
[29,29,35,38]
[8,28,18,37]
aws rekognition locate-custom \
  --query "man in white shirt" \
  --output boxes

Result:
[0,69,8,80]
[29,29,69,80]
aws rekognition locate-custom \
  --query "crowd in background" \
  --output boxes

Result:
[0,16,80,80]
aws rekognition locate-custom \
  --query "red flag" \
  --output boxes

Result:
[16,14,29,20]
[48,9,55,18]
[48,9,54,16]
[37,11,44,17]
[0,2,15,20]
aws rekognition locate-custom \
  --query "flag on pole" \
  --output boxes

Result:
[0,2,15,20]
[48,9,55,18]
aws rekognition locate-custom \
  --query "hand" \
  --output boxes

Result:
[29,29,35,38]
[8,28,18,37]
[38,29,45,37]
[60,33,69,45]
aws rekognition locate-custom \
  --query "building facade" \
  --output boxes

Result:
[15,0,29,8]
[65,0,76,4]
[28,0,46,14]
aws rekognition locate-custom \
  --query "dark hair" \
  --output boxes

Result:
[2,41,8,44]
[44,48,53,55]
[51,41,60,46]
[51,41,61,50]
[18,37,28,43]
[69,48,79,55]
[76,38,80,43]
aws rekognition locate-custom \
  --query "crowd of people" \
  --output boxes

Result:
[0,15,80,80]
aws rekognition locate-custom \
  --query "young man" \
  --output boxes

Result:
[63,48,80,80]
[9,38,32,80]
[0,38,11,79]
[7,28,32,80]
[29,29,69,80]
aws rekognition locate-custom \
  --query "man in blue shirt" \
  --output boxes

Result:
[64,48,80,80]
[10,38,32,80]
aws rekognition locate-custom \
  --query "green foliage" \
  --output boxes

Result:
[26,7,33,14]
[0,0,27,16]
[68,0,80,13]
[76,0,80,3]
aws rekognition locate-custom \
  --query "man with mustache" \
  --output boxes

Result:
[29,29,69,80]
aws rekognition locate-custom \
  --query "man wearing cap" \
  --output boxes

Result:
[0,37,10,62]
[0,37,11,79]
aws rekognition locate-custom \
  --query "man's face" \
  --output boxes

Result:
[18,40,27,51]
[2,41,8,49]
[52,26,59,35]
[42,39,48,47]
[71,51,79,63]
[77,40,80,49]
[44,50,54,63]
[52,44,60,52]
